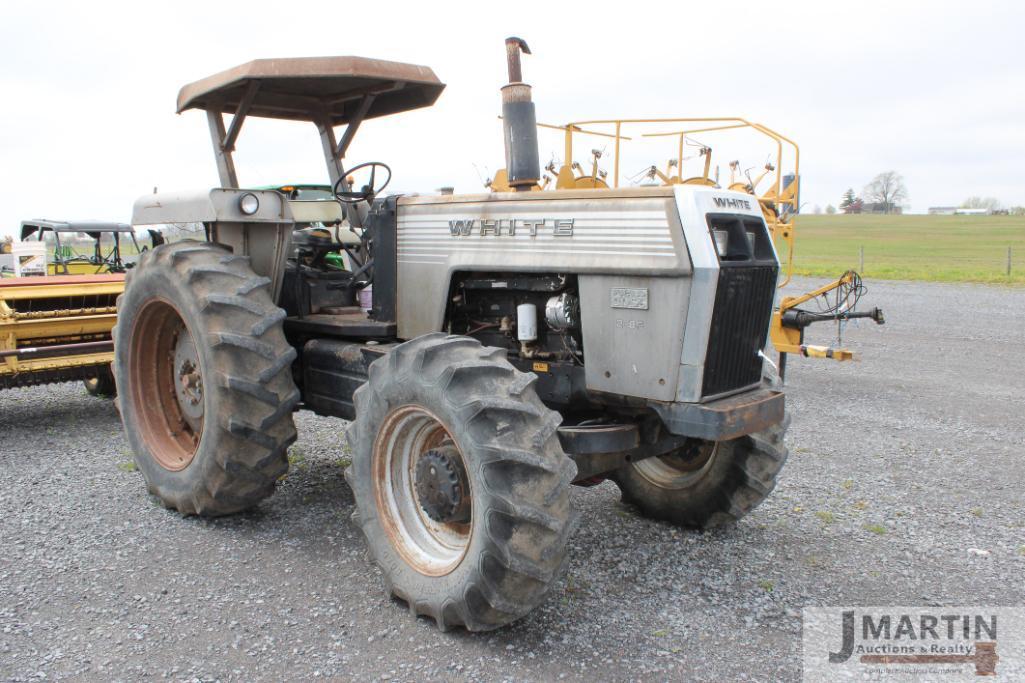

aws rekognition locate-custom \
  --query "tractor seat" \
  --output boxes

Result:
[288,199,361,245]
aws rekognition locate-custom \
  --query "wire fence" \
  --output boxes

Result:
[792,245,1022,283]
[849,246,1017,277]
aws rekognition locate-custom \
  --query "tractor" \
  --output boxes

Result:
[18,219,144,275]
[115,40,789,631]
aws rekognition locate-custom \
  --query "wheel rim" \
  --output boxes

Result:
[634,441,720,490]
[372,405,472,577]
[129,299,203,471]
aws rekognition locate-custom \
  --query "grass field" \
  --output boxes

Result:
[784,214,1025,285]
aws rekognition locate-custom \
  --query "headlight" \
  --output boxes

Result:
[712,229,729,257]
[238,192,260,215]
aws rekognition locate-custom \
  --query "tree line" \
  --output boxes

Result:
[836,171,908,214]
[807,172,1024,215]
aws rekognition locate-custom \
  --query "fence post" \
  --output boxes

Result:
[859,245,864,273]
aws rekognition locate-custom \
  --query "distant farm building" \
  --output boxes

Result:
[862,202,903,215]
[928,206,991,215]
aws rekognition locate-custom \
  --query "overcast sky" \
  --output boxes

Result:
[2,0,1023,237]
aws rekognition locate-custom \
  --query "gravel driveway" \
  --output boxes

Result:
[2,278,1023,682]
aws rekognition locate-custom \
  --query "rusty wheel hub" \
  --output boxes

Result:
[414,446,471,524]
[173,333,204,432]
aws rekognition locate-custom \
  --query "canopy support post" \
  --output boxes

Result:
[222,81,260,153]
[335,94,376,160]
[205,82,261,189]
[317,117,365,229]
[207,108,239,189]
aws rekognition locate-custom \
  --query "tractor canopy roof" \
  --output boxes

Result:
[176,56,445,124]
[20,219,134,241]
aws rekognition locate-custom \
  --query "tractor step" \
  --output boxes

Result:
[285,312,396,339]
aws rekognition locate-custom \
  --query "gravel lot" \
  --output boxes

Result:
[2,278,1023,682]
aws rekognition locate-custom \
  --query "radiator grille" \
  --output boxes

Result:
[701,263,778,398]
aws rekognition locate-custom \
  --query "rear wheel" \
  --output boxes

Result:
[113,241,299,516]
[84,365,116,398]
[346,333,577,631]
[612,415,789,529]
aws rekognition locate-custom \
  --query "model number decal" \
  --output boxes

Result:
[448,218,574,237]
[610,287,649,310]
[615,319,646,330]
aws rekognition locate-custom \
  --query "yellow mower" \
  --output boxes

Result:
[0,218,139,394]
[0,273,122,394]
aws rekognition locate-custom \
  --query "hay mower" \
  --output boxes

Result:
[0,220,151,395]
[0,273,121,394]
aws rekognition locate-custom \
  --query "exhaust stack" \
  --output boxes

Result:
[501,37,541,191]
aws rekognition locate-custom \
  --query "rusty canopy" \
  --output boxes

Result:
[176,56,445,125]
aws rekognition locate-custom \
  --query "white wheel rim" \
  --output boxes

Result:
[633,441,720,490]
[372,405,472,577]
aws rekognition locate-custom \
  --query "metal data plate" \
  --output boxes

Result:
[580,275,689,402]
[609,287,649,310]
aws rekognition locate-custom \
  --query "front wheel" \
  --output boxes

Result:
[612,415,789,529]
[114,241,299,516]
[345,334,577,631]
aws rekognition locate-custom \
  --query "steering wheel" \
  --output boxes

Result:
[333,162,392,204]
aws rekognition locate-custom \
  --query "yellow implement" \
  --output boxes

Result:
[770,271,884,377]
[47,262,115,276]
[0,274,123,390]
[488,117,884,367]
[491,117,800,284]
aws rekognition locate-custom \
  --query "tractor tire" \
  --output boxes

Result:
[84,365,117,398]
[345,333,577,631]
[612,414,789,529]
[113,241,299,516]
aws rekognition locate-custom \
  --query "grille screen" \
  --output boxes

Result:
[701,214,779,398]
